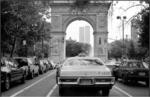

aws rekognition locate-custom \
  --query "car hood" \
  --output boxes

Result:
[60,65,112,77]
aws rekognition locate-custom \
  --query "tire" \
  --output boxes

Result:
[30,71,34,79]
[21,74,25,84]
[4,75,10,91]
[122,75,128,84]
[115,76,118,81]
[37,71,39,76]
[102,88,110,96]
[146,80,149,86]
[59,86,65,96]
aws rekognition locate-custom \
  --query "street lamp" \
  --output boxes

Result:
[117,15,127,58]
[23,40,27,57]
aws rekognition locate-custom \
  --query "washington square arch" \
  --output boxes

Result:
[47,0,111,63]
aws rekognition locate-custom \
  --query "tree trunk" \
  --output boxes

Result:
[10,38,16,57]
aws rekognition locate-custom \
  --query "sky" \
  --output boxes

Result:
[65,1,147,44]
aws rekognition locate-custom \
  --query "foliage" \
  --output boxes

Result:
[66,40,91,57]
[34,42,49,58]
[138,7,149,49]
[108,39,148,60]
[1,0,51,57]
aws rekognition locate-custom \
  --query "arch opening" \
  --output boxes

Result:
[65,20,94,57]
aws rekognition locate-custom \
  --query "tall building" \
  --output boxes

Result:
[79,27,84,43]
[79,26,90,44]
[84,26,90,44]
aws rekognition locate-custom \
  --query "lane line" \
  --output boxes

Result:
[114,86,133,97]
[10,71,55,97]
[46,84,58,97]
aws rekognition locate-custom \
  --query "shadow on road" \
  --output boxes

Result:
[117,79,148,88]
[61,87,106,96]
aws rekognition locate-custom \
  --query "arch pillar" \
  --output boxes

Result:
[48,31,66,63]
[93,31,108,62]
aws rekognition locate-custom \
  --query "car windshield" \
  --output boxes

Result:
[15,59,28,66]
[64,59,104,66]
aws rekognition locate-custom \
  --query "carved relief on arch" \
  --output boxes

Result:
[62,15,96,32]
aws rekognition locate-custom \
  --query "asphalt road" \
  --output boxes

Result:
[1,70,149,97]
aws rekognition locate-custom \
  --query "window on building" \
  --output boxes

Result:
[99,37,101,45]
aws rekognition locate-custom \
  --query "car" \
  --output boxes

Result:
[113,60,149,86]
[38,59,47,73]
[56,57,115,96]
[48,59,56,69]
[1,57,26,91]
[13,57,30,79]
[14,57,39,79]
[43,59,51,71]
[27,57,39,78]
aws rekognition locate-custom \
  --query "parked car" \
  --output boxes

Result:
[27,57,39,78]
[13,57,29,79]
[47,60,54,70]
[113,60,149,86]
[1,57,26,90]
[43,59,51,71]
[56,57,115,96]
[38,59,47,74]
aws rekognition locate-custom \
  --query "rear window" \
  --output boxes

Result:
[64,59,104,66]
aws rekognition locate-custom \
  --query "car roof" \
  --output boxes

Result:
[65,57,104,63]
[123,60,141,62]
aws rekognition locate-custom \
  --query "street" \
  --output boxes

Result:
[1,70,149,97]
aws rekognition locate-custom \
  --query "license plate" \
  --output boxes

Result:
[139,72,145,76]
[80,79,92,85]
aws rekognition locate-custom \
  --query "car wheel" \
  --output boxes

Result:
[37,71,39,76]
[146,80,149,86]
[115,76,118,81]
[122,76,128,84]
[59,86,65,96]
[30,71,34,79]
[4,76,10,90]
[21,74,26,84]
[102,88,110,96]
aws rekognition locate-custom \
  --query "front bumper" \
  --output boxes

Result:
[57,76,115,89]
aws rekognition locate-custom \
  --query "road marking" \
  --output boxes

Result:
[10,71,55,97]
[114,86,133,97]
[46,84,58,97]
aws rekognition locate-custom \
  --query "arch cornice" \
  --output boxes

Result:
[62,15,96,32]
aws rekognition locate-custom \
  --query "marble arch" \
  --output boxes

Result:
[47,0,111,63]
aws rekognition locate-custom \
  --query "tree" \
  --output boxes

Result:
[108,39,148,60]
[66,40,91,57]
[138,7,149,49]
[1,0,51,57]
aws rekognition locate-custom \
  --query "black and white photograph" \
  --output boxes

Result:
[1,0,149,97]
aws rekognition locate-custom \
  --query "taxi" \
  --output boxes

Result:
[56,57,115,96]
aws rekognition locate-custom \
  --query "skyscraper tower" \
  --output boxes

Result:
[79,26,90,44]
[79,27,85,43]
[84,26,90,44]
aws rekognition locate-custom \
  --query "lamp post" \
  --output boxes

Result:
[23,40,27,57]
[117,16,127,59]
